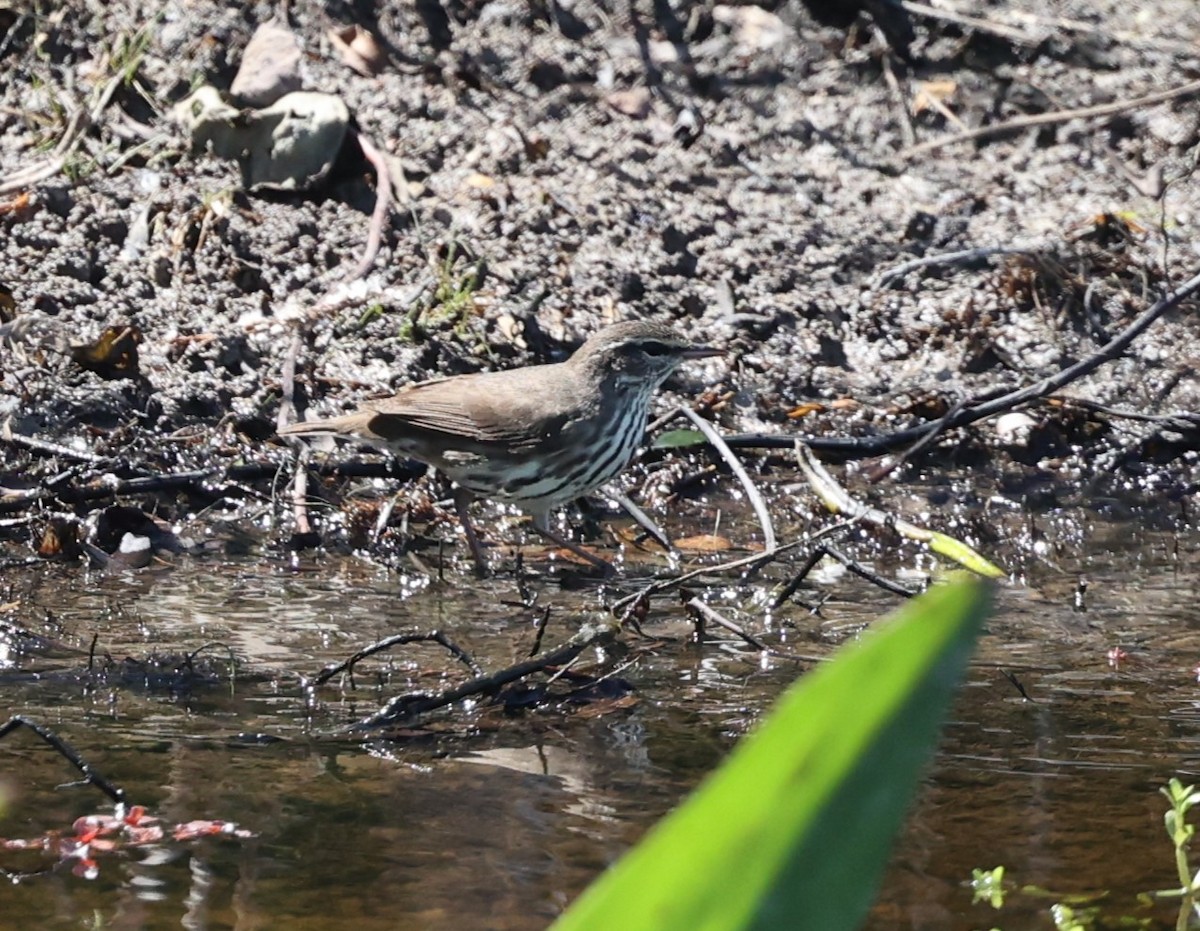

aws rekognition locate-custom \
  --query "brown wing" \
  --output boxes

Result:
[362,366,586,450]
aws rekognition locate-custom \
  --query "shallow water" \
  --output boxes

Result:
[0,486,1197,930]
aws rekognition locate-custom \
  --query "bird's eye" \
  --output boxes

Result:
[641,341,671,357]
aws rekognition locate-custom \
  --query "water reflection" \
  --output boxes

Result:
[0,496,1196,928]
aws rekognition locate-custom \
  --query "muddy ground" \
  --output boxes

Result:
[3,4,1200,927]
[0,0,1198,556]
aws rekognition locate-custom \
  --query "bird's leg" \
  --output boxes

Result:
[452,487,490,578]
[530,511,616,577]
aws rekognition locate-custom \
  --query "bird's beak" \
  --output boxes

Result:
[682,345,724,360]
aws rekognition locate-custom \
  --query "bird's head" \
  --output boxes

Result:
[571,320,722,389]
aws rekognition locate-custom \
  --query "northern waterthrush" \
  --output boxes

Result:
[278,320,721,573]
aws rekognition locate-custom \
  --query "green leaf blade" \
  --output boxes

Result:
[651,428,708,450]
[552,577,991,931]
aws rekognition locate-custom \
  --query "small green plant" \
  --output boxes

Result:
[61,151,97,182]
[108,25,152,87]
[970,780,1200,930]
[428,242,485,332]
[357,303,385,328]
[27,73,67,148]
[971,866,1008,909]
[1157,778,1200,929]
[1049,902,1101,930]
[395,243,494,354]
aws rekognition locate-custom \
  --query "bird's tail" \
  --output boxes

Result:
[277,418,350,439]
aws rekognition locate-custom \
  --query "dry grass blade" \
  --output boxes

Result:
[677,406,777,553]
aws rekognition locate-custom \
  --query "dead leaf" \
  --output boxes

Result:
[712,5,790,49]
[674,533,734,553]
[37,518,81,559]
[0,192,32,220]
[572,694,639,718]
[913,79,957,116]
[606,88,652,119]
[328,24,387,76]
[786,401,825,419]
[524,133,550,161]
[829,398,860,411]
[70,324,142,380]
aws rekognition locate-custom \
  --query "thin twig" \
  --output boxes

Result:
[558,653,644,701]
[723,267,1200,457]
[0,457,425,515]
[311,629,483,688]
[0,430,110,464]
[685,597,771,652]
[677,406,776,552]
[771,546,831,608]
[607,489,674,551]
[875,244,1046,287]
[902,77,1200,159]
[864,397,968,483]
[277,329,302,432]
[899,0,1041,44]
[1005,8,1199,56]
[646,407,684,435]
[1000,668,1036,702]
[352,621,618,729]
[611,521,856,613]
[821,544,921,597]
[349,132,393,281]
[291,453,312,536]
[541,653,585,689]
[278,330,312,534]
[1058,397,1200,430]
[878,42,916,149]
[527,605,552,658]
[0,716,126,806]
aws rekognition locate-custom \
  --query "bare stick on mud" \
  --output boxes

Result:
[724,267,1200,457]
[875,35,916,149]
[902,77,1200,159]
[875,245,1048,287]
[899,1,1041,45]
[349,132,393,282]
[1,430,111,464]
[276,330,313,535]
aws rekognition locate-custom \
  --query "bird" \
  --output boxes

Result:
[278,319,721,574]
